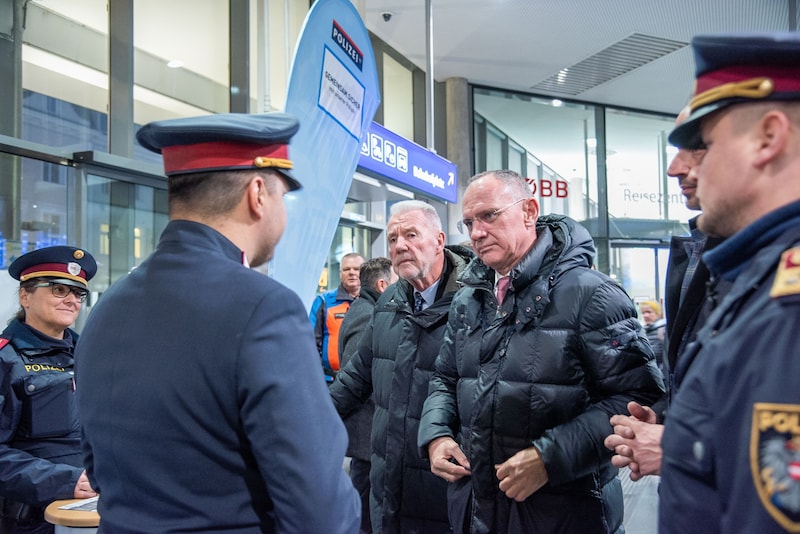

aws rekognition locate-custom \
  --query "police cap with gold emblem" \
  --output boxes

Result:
[136,112,302,191]
[9,246,97,290]
[669,32,800,149]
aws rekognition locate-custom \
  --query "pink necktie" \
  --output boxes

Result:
[496,276,510,304]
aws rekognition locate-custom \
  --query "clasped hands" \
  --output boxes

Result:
[428,437,548,501]
[603,401,664,481]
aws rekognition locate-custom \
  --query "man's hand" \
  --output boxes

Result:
[74,470,98,499]
[495,446,548,502]
[428,436,471,482]
[604,401,663,480]
[626,401,658,425]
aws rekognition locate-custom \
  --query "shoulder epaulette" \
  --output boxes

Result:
[770,247,800,298]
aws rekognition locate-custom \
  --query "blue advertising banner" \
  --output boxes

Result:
[271,0,380,309]
[359,122,458,203]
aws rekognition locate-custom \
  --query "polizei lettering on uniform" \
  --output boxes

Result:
[25,364,66,372]
[759,409,800,435]
[331,21,363,71]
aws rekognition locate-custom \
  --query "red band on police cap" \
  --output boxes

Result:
[20,262,88,285]
[695,65,800,99]
[162,141,292,176]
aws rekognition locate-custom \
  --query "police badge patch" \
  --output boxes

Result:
[770,248,800,299]
[752,403,800,531]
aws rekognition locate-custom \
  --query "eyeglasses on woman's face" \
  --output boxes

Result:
[33,282,89,303]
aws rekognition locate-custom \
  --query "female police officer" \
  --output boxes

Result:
[0,246,97,533]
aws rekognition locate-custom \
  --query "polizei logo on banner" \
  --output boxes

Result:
[332,21,363,71]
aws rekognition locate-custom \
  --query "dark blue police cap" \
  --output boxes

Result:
[136,112,303,191]
[669,32,800,148]
[9,246,97,290]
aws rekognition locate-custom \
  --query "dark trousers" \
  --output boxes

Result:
[0,500,51,534]
[350,457,372,534]
[0,517,53,534]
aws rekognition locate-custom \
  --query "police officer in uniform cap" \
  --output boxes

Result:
[660,32,800,533]
[0,245,98,534]
[75,112,360,533]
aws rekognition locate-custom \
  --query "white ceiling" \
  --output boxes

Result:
[359,0,794,116]
[32,0,795,117]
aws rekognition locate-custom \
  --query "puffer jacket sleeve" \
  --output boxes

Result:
[329,315,376,419]
[417,310,460,458]
[533,278,665,486]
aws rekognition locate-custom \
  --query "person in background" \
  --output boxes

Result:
[310,252,365,382]
[337,256,397,534]
[75,112,360,533]
[656,32,800,533]
[639,300,666,370]
[0,246,98,534]
[604,107,727,482]
[330,200,473,533]
[419,170,664,533]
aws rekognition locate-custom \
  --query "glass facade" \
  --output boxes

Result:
[0,0,688,316]
[0,0,446,317]
[20,1,109,146]
[0,0,312,321]
[382,52,414,141]
[133,0,229,122]
[473,86,686,304]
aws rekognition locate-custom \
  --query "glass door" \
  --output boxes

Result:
[609,242,670,317]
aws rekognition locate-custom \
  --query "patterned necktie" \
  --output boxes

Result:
[496,276,511,304]
[414,292,425,313]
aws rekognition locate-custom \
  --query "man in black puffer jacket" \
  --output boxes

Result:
[419,170,664,534]
[331,200,473,534]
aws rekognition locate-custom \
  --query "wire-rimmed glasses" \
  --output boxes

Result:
[457,198,526,234]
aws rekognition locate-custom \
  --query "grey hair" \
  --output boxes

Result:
[389,200,442,232]
[470,169,532,198]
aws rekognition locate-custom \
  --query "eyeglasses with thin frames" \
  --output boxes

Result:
[457,198,526,234]
[33,282,89,303]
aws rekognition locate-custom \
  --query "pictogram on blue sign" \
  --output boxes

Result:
[358,122,457,203]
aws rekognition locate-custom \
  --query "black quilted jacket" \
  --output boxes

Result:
[331,245,473,534]
[418,215,665,534]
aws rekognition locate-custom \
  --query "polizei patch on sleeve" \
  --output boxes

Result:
[751,402,800,530]
[770,248,800,298]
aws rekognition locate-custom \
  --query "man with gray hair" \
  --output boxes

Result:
[331,200,473,533]
[419,170,663,533]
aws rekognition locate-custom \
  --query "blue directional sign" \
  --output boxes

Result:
[358,122,457,203]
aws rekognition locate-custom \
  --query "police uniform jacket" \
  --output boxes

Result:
[418,215,665,534]
[660,199,800,534]
[76,220,360,533]
[0,319,83,506]
[330,245,473,534]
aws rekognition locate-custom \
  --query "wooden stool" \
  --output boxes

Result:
[44,499,100,533]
